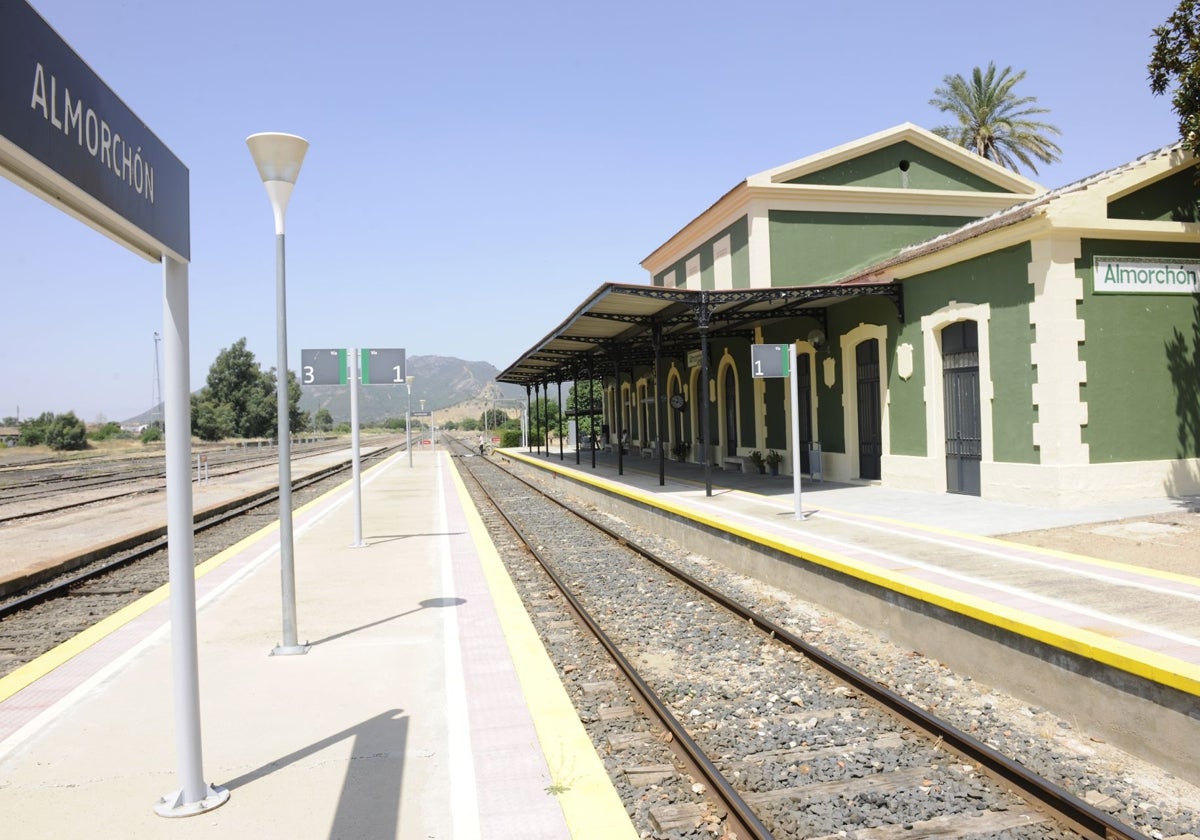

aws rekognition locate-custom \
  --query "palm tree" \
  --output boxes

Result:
[930,62,1062,175]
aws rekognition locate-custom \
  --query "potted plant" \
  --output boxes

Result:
[748,450,765,474]
[765,449,782,476]
[671,440,690,461]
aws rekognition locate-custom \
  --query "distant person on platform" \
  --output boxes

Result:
[479,434,486,456]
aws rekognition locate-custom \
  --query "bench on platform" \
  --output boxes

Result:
[722,456,747,472]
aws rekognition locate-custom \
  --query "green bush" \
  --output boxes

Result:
[18,411,54,446]
[46,412,88,451]
[140,425,163,444]
[501,429,522,448]
[89,422,125,441]
[18,411,89,450]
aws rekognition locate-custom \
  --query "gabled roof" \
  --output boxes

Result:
[641,123,1046,275]
[837,142,1197,283]
[749,123,1044,195]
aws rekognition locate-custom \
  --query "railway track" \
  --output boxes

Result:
[0,443,403,677]
[0,438,348,524]
[449,436,1149,840]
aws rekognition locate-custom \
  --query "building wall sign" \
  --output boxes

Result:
[0,0,189,260]
[1093,256,1200,295]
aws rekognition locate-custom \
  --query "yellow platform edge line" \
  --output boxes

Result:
[447,455,639,840]
[792,498,1200,588]
[506,450,1200,698]
[0,464,367,704]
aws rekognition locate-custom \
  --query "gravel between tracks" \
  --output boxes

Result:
[471,454,1200,840]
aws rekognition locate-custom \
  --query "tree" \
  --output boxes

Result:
[46,412,88,451]
[529,398,562,445]
[314,408,334,432]
[567,379,603,439]
[1150,1,1200,156]
[192,392,235,442]
[929,62,1062,175]
[190,338,302,441]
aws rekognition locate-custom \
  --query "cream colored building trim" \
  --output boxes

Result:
[636,378,652,445]
[745,183,1029,216]
[747,198,772,288]
[919,302,995,494]
[751,123,1044,196]
[881,453,941,491]
[619,381,633,440]
[1051,146,1185,226]
[688,366,702,462]
[985,459,1200,508]
[684,254,700,290]
[713,234,732,290]
[752,329,766,450]
[642,184,1029,280]
[642,185,751,277]
[840,323,889,481]
[1028,237,1088,466]
[665,366,684,452]
[888,215,1050,279]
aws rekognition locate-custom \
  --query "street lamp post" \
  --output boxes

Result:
[419,398,426,448]
[247,132,310,657]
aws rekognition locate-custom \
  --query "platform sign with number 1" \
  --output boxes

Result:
[751,343,806,520]
[360,348,405,385]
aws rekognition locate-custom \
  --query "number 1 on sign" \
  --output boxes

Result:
[393,366,403,383]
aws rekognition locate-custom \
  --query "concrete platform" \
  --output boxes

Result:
[0,449,636,839]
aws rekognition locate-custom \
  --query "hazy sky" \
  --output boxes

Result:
[0,0,1184,422]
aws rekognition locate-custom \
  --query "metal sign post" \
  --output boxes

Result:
[0,1,229,817]
[301,347,404,539]
[788,343,803,520]
[750,343,805,520]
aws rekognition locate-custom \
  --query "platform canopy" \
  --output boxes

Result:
[497,280,902,386]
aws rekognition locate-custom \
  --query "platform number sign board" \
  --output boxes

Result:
[302,348,406,385]
[301,349,348,385]
[360,348,405,384]
[751,344,789,378]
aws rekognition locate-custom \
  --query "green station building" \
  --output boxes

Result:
[501,124,1200,508]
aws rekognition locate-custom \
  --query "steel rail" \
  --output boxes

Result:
[0,444,403,620]
[454,440,775,840]
[464,441,1150,840]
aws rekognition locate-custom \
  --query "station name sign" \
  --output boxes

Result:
[0,0,189,260]
[1093,256,1200,295]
